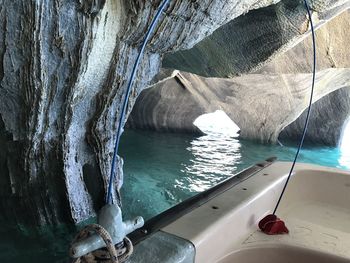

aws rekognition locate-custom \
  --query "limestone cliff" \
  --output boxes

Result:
[1,0,300,225]
[163,0,350,77]
[127,69,350,143]
[128,9,350,144]
[279,87,350,146]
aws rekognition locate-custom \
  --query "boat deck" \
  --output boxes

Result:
[236,201,350,262]
[162,162,350,263]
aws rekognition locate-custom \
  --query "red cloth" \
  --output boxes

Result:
[258,214,289,235]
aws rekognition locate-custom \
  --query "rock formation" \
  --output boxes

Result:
[128,69,350,143]
[279,87,350,146]
[163,0,350,77]
[1,0,349,225]
[258,8,350,145]
[2,0,305,225]
[128,8,350,145]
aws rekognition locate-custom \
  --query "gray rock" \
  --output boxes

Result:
[0,0,293,225]
[163,0,350,77]
[128,69,350,143]
[127,73,204,134]
[279,87,350,146]
[129,9,350,144]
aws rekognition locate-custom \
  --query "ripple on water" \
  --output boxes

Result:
[2,129,349,262]
[120,130,349,221]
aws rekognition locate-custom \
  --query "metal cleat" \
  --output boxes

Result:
[70,204,144,258]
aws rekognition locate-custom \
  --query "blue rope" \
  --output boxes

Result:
[273,0,316,214]
[106,0,171,204]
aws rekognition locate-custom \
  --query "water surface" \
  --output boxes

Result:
[120,130,350,220]
[2,130,349,262]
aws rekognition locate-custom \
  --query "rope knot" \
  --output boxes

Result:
[70,224,133,263]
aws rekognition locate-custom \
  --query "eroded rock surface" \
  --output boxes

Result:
[279,87,350,146]
[128,69,350,143]
[128,9,350,144]
[163,0,350,77]
[1,0,298,225]
[1,0,349,225]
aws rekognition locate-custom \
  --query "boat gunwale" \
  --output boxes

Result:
[129,157,277,244]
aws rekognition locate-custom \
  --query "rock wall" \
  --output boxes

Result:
[0,0,293,225]
[256,9,350,74]
[127,69,350,143]
[128,8,350,145]
[127,72,204,134]
[279,87,350,146]
[163,0,350,77]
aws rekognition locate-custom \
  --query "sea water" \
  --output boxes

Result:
[1,129,349,262]
[120,130,350,220]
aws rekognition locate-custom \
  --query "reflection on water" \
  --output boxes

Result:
[182,134,241,192]
[178,109,241,192]
[120,131,251,221]
[120,130,349,221]
[1,129,350,262]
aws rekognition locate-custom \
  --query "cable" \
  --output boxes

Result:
[273,0,316,215]
[106,0,171,205]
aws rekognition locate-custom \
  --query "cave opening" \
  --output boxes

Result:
[193,110,240,137]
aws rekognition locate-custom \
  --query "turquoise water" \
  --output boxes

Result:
[1,129,349,262]
[120,130,350,220]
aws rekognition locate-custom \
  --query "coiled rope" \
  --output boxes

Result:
[70,224,133,263]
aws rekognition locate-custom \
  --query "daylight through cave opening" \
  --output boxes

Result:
[193,110,240,137]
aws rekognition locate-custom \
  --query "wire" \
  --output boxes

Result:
[106,0,171,205]
[273,0,316,215]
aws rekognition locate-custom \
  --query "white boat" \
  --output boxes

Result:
[126,160,350,263]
